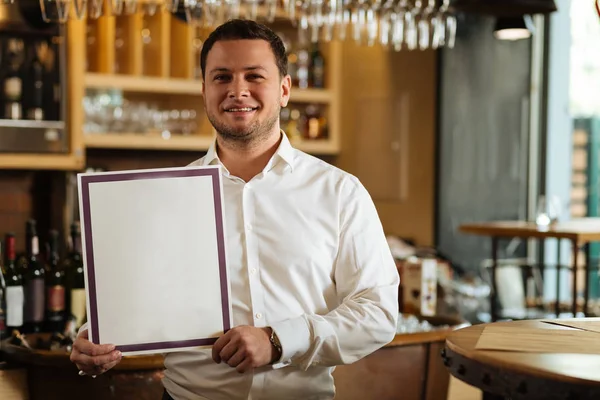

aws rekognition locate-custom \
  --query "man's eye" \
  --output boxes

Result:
[214,75,230,81]
[247,74,264,80]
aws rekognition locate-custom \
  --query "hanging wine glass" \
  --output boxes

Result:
[88,0,104,18]
[73,0,87,19]
[39,0,71,23]
[378,0,394,48]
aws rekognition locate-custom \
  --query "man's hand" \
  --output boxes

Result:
[70,329,122,376]
[212,326,278,373]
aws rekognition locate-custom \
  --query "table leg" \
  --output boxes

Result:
[491,237,499,322]
[537,238,545,310]
[572,240,579,317]
[555,238,561,317]
[584,243,590,316]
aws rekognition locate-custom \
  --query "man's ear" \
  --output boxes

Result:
[280,74,292,108]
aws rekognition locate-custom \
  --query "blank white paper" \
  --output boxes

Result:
[78,166,230,355]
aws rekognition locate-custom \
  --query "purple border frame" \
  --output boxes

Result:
[80,167,230,352]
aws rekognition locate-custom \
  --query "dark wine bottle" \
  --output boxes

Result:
[45,230,65,333]
[0,241,7,340]
[44,37,61,122]
[66,222,86,329]
[309,43,325,89]
[23,220,46,334]
[26,41,45,121]
[5,233,24,334]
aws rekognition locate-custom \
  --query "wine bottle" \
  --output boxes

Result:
[2,38,24,120]
[25,41,45,121]
[0,241,6,340]
[66,222,86,329]
[296,47,309,89]
[43,37,61,121]
[309,43,325,89]
[5,233,24,335]
[23,220,46,334]
[45,230,65,333]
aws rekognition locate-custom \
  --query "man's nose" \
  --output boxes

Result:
[228,79,250,98]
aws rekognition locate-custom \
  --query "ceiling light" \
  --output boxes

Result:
[494,15,535,41]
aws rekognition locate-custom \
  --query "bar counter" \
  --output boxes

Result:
[1,315,463,400]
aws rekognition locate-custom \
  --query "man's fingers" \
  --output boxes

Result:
[219,341,238,363]
[212,333,231,363]
[74,350,122,367]
[226,348,246,368]
[75,338,116,357]
[235,358,252,374]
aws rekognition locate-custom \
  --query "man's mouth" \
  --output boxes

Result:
[225,107,258,112]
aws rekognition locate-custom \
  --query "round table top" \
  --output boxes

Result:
[446,319,600,386]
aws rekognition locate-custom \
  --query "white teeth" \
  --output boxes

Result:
[227,107,254,112]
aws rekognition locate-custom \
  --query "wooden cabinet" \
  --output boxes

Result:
[75,10,340,157]
[0,8,341,169]
[336,42,437,245]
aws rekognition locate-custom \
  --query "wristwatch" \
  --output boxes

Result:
[269,328,282,361]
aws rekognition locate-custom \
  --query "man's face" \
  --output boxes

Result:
[202,39,291,144]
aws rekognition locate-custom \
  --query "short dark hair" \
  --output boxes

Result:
[200,19,288,80]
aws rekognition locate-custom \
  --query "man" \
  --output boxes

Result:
[70,19,399,400]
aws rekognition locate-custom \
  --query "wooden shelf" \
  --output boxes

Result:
[290,88,333,104]
[84,73,331,103]
[84,133,213,151]
[84,73,203,95]
[84,133,339,154]
[293,139,339,155]
[0,154,83,170]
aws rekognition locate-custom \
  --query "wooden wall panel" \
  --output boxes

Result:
[332,345,427,400]
[337,42,437,246]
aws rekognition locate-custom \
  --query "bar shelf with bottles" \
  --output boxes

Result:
[75,6,341,154]
[0,220,86,351]
[0,8,84,170]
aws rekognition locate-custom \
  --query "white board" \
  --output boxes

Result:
[77,165,230,355]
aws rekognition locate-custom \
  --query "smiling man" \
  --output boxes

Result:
[70,19,399,400]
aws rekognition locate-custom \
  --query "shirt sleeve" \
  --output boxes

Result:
[270,177,399,370]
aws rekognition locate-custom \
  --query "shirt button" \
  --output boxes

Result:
[245,224,252,231]
[250,268,257,274]
[255,313,263,319]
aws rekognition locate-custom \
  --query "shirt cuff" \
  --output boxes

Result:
[270,316,311,368]
[77,322,89,337]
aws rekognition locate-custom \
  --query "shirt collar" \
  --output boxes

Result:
[269,131,296,172]
[202,131,296,172]
[202,139,220,166]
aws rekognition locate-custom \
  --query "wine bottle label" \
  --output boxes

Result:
[47,285,66,312]
[27,108,44,121]
[24,279,45,323]
[6,286,24,327]
[5,102,21,120]
[71,288,86,327]
[4,77,22,100]
[32,237,39,255]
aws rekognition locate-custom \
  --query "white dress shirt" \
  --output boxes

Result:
[164,133,399,399]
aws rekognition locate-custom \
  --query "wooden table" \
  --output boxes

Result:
[460,219,600,320]
[444,319,600,400]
